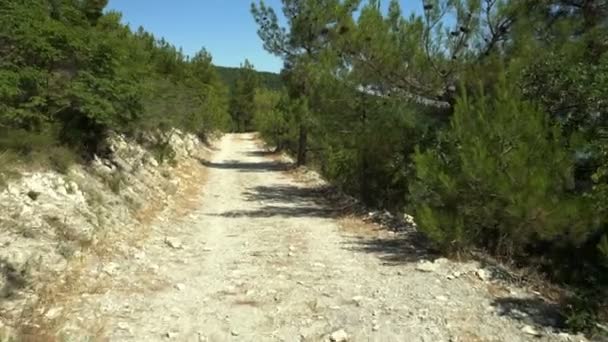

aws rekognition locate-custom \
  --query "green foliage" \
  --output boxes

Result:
[46,146,78,174]
[217,66,283,91]
[230,60,259,132]
[253,89,293,149]
[0,0,230,165]
[412,81,592,253]
[251,0,608,329]
[148,139,177,166]
[101,172,123,194]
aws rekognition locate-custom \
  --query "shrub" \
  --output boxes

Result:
[411,79,593,256]
[46,146,78,174]
[148,140,176,165]
[100,172,123,194]
[0,150,21,188]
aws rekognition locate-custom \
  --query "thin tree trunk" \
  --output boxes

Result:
[297,124,307,166]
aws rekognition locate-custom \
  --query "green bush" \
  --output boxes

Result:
[46,146,78,174]
[0,0,230,162]
[148,140,176,165]
[411,80,593,255]
[0,129,58,154]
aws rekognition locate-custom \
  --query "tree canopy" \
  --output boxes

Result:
[0,0,230,159]
[251,0,608,331]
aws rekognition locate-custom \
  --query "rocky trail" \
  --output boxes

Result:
[52,133,582,341]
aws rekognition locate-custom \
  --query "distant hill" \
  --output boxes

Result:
[215,65,283,91]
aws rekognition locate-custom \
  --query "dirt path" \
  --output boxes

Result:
[66,133,574,341]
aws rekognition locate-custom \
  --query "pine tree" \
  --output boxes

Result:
[229,60,259,132]
[251,0,360,165]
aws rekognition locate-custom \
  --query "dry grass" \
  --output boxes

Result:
[15,257,111,341]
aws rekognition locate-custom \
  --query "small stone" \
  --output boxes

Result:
[164,331,178,339]
[117,322,130,331]
[521,325,541,336]
[352,296,364,306]
[476,269,492,282]
[372,324,380,332]
[44,307,63,320]
[289,245,296,252]
[435,295,448,301]
[434,258,449,264]
[288,252,295,257]
[416,261,439,273]
[175,283,186,291]
[329,329,349,342]
[165,237,183,249]
[312,262,326,268]
[102,262,120,276]
[231,330,239,336]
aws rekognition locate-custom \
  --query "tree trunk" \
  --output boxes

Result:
[297,124,307,166]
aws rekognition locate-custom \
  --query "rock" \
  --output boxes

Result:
[165,237,183,249]
[434,258,449,264]
[288,252,295,257]
[117,322,130,331]
[329,329,349,342]
[372,324,380,332]
[416,261,440,273]
[521,325,541,337]
[288,245,296,252]
[44,307,63,320]
[102,262,120,276]
[435,295,448,301]
[476,269,492,282]
[175,283,186,291]
[351,296,364,306]
[231,330,239,336]
[164,331,178,339]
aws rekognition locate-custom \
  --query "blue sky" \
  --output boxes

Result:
[107,1,422,73]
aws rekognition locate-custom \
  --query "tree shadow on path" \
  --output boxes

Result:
[342,232,434,265]
[491,296,566,330]
[211,184,339,219]
[198,158,291,173]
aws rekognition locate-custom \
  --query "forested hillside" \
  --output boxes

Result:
[216,65,283,91]
[251,0,608,330]
[0,0,231,177]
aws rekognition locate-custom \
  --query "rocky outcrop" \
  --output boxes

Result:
[0,129,208,320]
